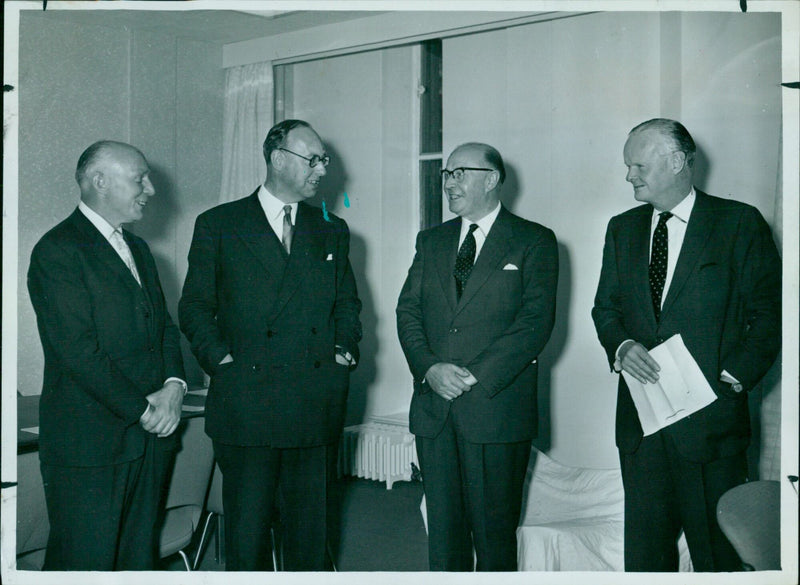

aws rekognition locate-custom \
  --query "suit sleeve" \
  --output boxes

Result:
[146,252,185,383]
[396,232,441,385]
[333,218,363,363]
[592,218,632,369]
[178,212,230,374]
[467,227,559,397]
[720,207,781,391]
[27,238,149,424]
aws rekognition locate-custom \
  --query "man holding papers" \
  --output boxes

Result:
[592,119,781,572]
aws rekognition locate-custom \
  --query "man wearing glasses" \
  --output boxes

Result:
[180,119,362,571]
[396,143,559,570]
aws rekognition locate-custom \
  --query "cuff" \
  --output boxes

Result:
[165,377,188,395]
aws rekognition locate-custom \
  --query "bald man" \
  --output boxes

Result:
[28,140,186,570]
[397,143,559,571]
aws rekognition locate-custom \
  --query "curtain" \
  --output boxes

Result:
[219,61,273,203]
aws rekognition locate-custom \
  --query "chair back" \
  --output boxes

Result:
[164,418,215,510]
[717,480,780,570]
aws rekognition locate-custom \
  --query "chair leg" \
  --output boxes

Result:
[177,549,192,571]
[327,540,338,572]
[270,526,281,571]
[192,512,217,570]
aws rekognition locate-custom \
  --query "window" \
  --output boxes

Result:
[418,39,442,230]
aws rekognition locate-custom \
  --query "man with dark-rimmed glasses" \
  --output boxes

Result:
[397,142,559,570]
[180,119,362,571]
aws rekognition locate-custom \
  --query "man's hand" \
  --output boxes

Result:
[140,381,184,437]
[618,340,660,384]
[425,363,477,401]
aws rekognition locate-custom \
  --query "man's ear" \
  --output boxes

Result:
[670,150,688,175]
[91,171,106,193]
[485,170,500,192]
[270,149,284,170]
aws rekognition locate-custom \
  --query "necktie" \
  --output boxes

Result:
[649,211,672,320]
[109,229,141,286]
[281,205,294,254]
[453,223,478,300]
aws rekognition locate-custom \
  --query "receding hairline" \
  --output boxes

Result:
[75,141,146,186]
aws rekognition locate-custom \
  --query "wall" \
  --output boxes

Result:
[290,46,418,425]
[443,11,782,469]
[17,12,224,395]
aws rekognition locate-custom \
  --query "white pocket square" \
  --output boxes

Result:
[502,263,519,271]
[326,253,334,261]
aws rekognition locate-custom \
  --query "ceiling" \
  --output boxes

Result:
[23,9,384,45]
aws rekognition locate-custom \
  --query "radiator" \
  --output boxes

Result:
[339,414,418,489]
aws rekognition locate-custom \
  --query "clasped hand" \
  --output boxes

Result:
[139,381,184,437]
[425,362,477,401]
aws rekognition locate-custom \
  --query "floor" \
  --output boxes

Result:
[162,476,429,572]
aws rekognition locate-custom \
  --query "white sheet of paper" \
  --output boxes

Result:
[622,334,717,436]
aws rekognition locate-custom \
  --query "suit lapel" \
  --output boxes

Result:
[661,191,715,316]
[232,191,286,280]
[434,219,461,312]
[69,210,144,293]
[268,202,317,319]
[455,208,512,314]
[628,206,658,326]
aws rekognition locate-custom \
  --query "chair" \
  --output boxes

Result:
[158,417,216,570]
[16,450,49,570]
[716,480,781,570]
[193,463,283,570]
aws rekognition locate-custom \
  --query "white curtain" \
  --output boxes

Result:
[219,61,273,203]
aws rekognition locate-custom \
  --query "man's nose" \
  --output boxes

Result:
[625,168,635,182]
[143,177,156,196]
[314,163,327,177]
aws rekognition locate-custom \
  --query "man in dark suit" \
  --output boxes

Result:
[592,119,781,572]
[27,141,186,570]
[396,143,559,571]
[179,119,362,571]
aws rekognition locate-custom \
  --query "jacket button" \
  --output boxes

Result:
[267,330,274,338]
[144,311,150,319]
[450,328,458,333]
[314,361,321,368]
[252,364,261,372]
[311,327,317,334]
[148,346,155,352]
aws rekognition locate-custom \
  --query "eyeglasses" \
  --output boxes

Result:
[441,167,494,182]
[278,147,330,168]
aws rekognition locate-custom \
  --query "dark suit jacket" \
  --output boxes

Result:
[27,209,185,467]
[396,206,559,444]
[592,190,781,462]
[178,191,362,448]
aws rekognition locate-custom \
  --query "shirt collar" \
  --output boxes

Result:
[462,202,501,237]
[652,187,695,226]
[259,184,297,221]
[78,200,118,240]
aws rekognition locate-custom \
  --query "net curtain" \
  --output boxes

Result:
[220,61,273,203]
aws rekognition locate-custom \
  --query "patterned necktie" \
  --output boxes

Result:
[453,223,478,300]
[109,229,141,286]
[281,205,294,254]
[649,211,672,320]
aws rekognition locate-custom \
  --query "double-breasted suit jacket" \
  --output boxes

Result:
[592,190,781,462]
[28,209,185,467]
[179,191,362,448]
[396,206,559,444]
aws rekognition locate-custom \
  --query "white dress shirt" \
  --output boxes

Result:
[457,202,501,263]
[649,188,695,309]
[258,184,297,241]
